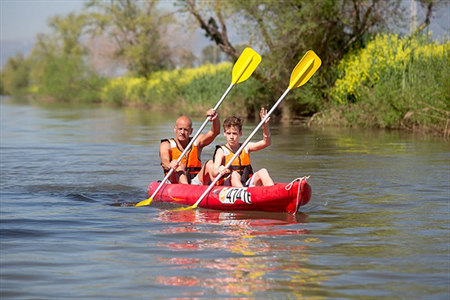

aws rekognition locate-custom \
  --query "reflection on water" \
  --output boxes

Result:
[157,209,310,235]
[153,209,328,297]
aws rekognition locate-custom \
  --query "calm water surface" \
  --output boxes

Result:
[1,97,449,299]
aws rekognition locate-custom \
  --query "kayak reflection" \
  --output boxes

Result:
[151,209,327,297]
[157,208,311,236]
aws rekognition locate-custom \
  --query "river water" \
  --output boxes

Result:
[1,96,449,299]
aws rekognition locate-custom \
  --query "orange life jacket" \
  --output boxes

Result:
[161,138,202,183]
[213,144,253,185]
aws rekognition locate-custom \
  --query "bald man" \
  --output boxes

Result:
[160,109,219,184]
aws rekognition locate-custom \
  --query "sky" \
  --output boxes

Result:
[0,0,195,66]
[1,0,83,40]
[1,0,449,67]
[1,0,83,65]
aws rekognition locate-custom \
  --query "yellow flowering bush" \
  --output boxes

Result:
[324,32,450,135]
[331,33,449,104]
[146,62,231,88]
[101,62,232,106]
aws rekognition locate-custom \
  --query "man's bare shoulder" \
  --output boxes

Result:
[160,140,172,150]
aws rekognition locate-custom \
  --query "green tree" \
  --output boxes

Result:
[183,0,408,69]
[1,52,30,95]
[85,0,175,78]
[179,0,419,120]
[28,13,105,102]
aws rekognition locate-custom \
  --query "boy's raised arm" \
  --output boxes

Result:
[248,107,272,152]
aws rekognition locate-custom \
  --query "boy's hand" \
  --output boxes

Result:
[218,165,230,176]
[260,107,270,124]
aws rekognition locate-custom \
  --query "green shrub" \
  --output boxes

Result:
[324,32,450,134]
[37,54,105,103]
[1,53,31,95]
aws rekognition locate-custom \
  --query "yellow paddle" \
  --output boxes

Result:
[179,50,321,211]
[135,48,262,207]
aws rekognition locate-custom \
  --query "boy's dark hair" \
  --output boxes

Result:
[223,116,244,131]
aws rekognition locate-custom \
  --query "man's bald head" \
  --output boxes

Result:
[174,116,193,143]
[175,116,192,128]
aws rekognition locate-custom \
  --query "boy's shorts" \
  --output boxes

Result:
[190,175,202,185]
[223,175,255,187]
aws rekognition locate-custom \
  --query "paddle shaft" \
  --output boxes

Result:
[191,87,292,208]
[148,83,235,200]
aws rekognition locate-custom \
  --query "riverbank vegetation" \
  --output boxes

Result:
[314,32,450,136]
[100,62,261,116]
[1,0,449,136]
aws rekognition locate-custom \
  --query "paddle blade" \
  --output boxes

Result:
[172,204,197,212]
[135,197,153,207]
[231,47,262,85]
[288,50,322,89]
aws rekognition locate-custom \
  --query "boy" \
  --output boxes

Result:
[212,107,274,187]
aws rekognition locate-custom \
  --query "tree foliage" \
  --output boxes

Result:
[179,0,442,119]
[85,0,175,78]
[1,53,30,95]
[27,13,105,102]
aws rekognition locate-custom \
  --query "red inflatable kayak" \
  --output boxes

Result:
[147,177,312,214]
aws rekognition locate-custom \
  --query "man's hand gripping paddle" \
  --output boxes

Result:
[178,50,322,211]
[136,48,261,207]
